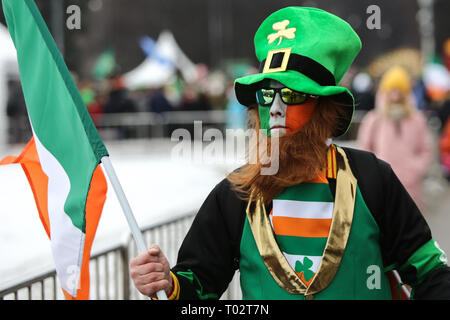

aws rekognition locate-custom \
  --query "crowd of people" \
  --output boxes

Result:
[5,66,240,141]
[77,72,230,134]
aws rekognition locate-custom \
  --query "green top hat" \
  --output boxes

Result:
[234,7,362,137]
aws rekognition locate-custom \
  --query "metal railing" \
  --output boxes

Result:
[0,212,242,300]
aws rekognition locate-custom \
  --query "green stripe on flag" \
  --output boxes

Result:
[275,183,334,202]
[3,0,109,232]
[275,234,328,256]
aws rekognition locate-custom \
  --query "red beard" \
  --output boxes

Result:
[227,97,347,204]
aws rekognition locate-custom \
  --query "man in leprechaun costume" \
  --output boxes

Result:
[130,7,450,300]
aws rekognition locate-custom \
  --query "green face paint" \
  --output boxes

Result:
[258,105,271,137]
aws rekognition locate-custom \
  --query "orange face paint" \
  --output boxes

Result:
[285,99,317,134]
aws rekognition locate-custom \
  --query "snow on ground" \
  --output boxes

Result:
[1,138,449,293]
[0,139,242,290]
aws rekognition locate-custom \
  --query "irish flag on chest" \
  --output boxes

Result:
[1,0,108,299]
[269,145,337,286]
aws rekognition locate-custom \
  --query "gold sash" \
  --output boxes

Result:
[245,146,357,297]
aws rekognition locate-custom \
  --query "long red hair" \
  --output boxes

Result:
[227,97,348,204]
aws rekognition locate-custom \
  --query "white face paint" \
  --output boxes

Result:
[268,80,288,136]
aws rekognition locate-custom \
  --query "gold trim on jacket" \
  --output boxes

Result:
[245,146,357,298]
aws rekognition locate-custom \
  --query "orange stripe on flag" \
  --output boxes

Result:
[0,138,37,164]
[272,216,332,238]
[64,164,107,300]
[1,138,51,237]
[2,138,107,300]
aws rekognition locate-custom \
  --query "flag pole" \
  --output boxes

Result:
[101,156,168,300]
[392,270,411,299]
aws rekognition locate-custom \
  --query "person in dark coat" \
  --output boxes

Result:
[102,76,138,139]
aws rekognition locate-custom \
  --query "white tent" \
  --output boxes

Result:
[0,23,19,152]
[123,30,198,90]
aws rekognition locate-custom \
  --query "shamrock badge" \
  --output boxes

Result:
[295,257,315,282]
[267,20,296,45]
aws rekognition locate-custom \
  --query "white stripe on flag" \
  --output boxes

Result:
[272,199,334,219]
[283,252,322,274]
[33,131,85,297]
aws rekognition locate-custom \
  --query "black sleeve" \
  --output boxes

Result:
[413,267,450,300]
[376,159,432,268]
[171,178,247,299]
[344,147,450,299]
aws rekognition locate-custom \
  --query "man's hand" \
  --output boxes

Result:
[130,244,173,298]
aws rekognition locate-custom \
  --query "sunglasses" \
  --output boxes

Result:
[256,87,318,107]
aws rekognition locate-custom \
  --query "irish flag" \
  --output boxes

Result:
[1,0,109,299]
